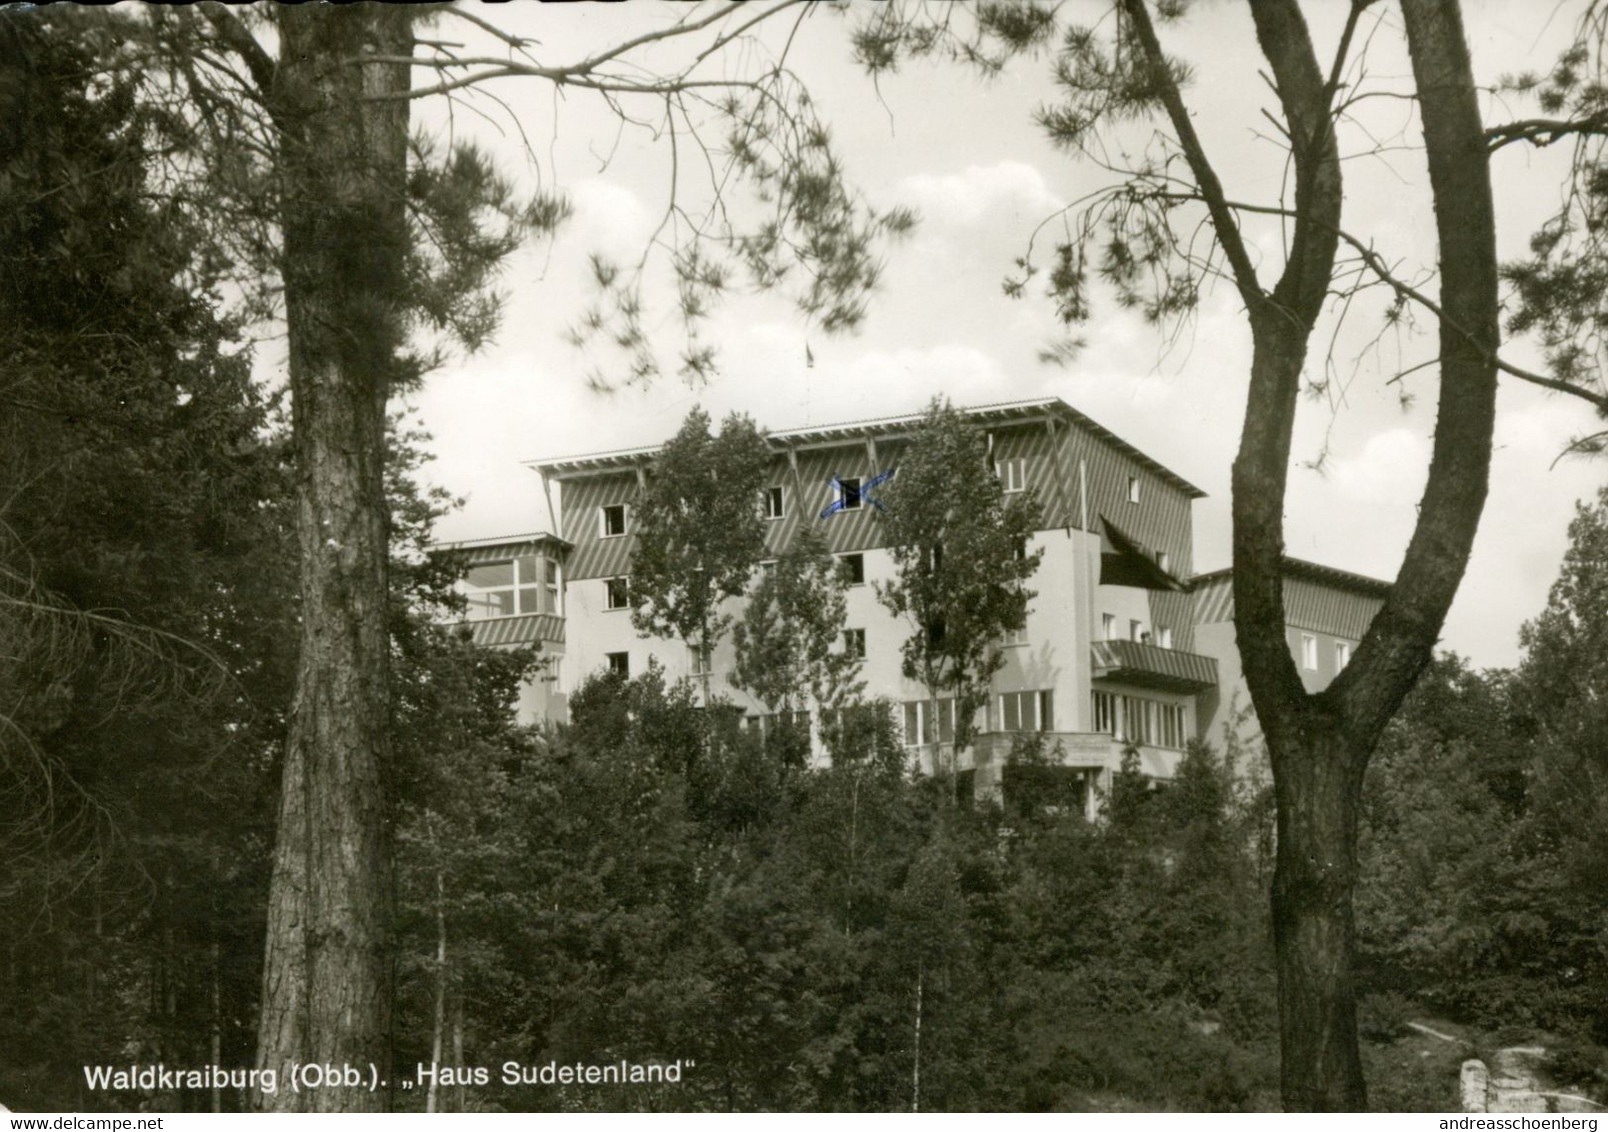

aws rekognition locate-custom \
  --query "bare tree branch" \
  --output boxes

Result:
[1150,189,1608,414]
[1486,112,1608,151]
[1119,0,1264,306]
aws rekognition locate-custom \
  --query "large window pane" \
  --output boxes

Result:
[467,562,513,589]
[1002,693,1023,732]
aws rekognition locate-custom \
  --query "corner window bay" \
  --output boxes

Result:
[464,554,559,619]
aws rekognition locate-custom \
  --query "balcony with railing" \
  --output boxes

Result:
[1090,638,1217,693]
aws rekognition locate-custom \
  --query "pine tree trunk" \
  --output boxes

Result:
[1269,724,1368,1110]
[255,6,412,1112]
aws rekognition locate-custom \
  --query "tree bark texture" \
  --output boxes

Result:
[1267,717,1369,1109]
[254,6,412,1113]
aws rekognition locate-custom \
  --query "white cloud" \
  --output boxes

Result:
[895,161,1064,229]
[564,179,654,268]
[1323,428,1430,505]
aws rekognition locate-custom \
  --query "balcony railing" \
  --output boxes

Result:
[460,612,565,648]
[1090,639,1217,692]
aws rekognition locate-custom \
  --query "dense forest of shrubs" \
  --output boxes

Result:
[8,523,1608,1111]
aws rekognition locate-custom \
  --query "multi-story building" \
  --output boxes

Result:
[443,397,1388,814]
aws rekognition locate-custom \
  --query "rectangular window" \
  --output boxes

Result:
[600,504,628,538]
[1093,693,1186,749]
[843,628,866,660]
[1102,613,1117,641]
[1157,625,1174,650]
[762,486,785,520]
[544,558,560,613]
[465,556,551,620]
[758,559,778,578]
[903,701,920,746]
[1335,640,1351,671]
[999,690,1052,732]
[995,456,1027,493]
[836,476,862,511]
[605,576,630,610]
[465,561,515,619]
[1301,633,1318,671]
[839,553,865,585]
[1001,692,1023,732]
[1123,696,1149,745]
[1092,690,1118,737]
[1130,619,1145,643]
[1127,476,1140,504]
[606,651,629,678]
[902,699,956,746]
[515,554,540,614]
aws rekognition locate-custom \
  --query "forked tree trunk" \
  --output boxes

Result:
[1258,0,1494,1110]
[1121,0,1495,1110]
[255,6,413,1112]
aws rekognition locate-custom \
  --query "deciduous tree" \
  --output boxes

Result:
[731,527,863,717]
[631,408,772,702]
[874,400,1042,783]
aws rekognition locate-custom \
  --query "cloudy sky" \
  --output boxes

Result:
[403,0,1606,669]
